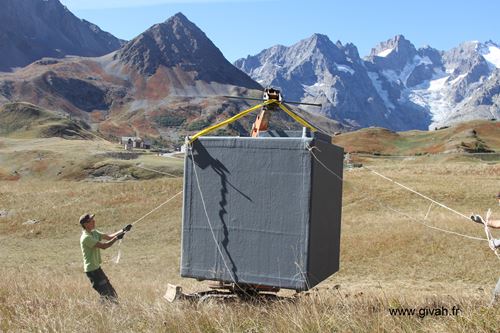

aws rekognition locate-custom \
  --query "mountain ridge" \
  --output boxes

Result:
[235,34,500,131]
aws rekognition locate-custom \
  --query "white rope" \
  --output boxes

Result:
[306,146,487,242]
[363,167,490,241]
[364,166,499,257]
[113,239,122,264]
[135,165,178,178]
[131,191,183,226]
[314,146,500,260]
[188,144,239,286]
[307,145,343,182]
[114,190,183,264]
[381,202,486,241]
[364,166,471,221]
[424,203,433,221]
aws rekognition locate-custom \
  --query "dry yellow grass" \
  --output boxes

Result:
[1,142,500,332]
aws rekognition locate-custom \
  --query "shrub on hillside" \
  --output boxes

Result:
[155,115,186,127]
[187,119,211,131]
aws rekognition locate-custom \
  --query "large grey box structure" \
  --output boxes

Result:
[181,132,343,291]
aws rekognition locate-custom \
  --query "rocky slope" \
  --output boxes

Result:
[0,0,123,72]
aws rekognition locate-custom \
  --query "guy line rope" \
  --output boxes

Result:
[306,144,500,260]
[135,164,179,178]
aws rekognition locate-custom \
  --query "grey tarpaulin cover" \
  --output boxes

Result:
[181,132,343,291]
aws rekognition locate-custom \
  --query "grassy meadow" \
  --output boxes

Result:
[1,134,500,332]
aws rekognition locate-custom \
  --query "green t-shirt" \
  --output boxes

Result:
[80,229,104,272]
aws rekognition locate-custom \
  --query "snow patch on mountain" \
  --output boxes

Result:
[407,71,472,126]
[480,44,500,69]
[449,73,467,85]
[377,48,394,57]
[428,75,449,91]
[380,55,434,85]
[336,64,355,75]
[368,72,394,110]
[408,76,450,124]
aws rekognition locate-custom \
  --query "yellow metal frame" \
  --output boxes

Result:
[188,100,318,144]
[276,103,317,132]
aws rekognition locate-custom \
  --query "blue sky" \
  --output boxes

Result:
[60,0,499,62]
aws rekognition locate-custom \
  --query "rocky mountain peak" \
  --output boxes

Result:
[309,33,333,45]
[116,11,214,74]
[233,44,287,75]
[170,12,188,21]
[369,35,413,56]
[290,33,349,65]
[443,41,491,78]
[457,40,481,52]
[297,33,337,53]
[447,40,499,60]
[161,12,201,41]
[476,40,500,70]
[340,42,360,61]
[417,45,443,66]
[367,34,418,71]
[484,40,499,47]
[115,12,260,88]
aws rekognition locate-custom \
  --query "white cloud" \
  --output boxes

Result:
[60,0,267,10]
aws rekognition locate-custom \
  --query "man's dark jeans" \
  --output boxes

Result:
[86,267,118,303]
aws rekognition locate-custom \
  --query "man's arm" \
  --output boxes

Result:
[102,225,133,240]
[488,219,500,229]
[470,214,500,228]
[94,237,119,249]
[102,230,122,240]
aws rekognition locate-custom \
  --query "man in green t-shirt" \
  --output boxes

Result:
[79,213,132,303]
